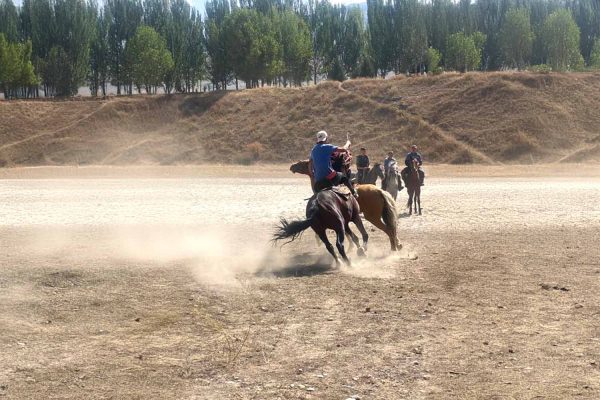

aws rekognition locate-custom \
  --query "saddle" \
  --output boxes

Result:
[313,185,350,200]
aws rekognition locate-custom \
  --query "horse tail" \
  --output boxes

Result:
[380,189,398,235]
[272,201,319,244]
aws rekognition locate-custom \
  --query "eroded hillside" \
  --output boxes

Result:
[1,72,599,166]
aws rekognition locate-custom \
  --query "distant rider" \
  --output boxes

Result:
[401,144,425,186]
[355,147,370,184]
[309,130,358,198]
[382,151,404,191]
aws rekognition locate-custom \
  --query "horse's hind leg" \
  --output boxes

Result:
[416,190,422,215]
[335,229,351,266]
[352,215,369,252]
[364,215,396,251]
[345,231,354,251]
[316,229,340,267]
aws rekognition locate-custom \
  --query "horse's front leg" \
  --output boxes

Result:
[345,224,364,257]
[407,192,413,215]
[417,189,422,215]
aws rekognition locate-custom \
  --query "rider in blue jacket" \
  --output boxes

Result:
[401,144,425,186]
[309,130,358,198]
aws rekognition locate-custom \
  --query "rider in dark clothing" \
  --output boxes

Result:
[401,144,425,186]
[355,147,369,184]
[309,130,358,198]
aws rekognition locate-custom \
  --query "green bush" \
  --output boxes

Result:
[528,64,552,73]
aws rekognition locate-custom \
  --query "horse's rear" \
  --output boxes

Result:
[310,189,368,265]
[356,184,401,251]
[275,188,368,266]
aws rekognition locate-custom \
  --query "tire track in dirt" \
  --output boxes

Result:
[339,81,497,164]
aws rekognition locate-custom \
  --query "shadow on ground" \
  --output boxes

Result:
[256,253,334,278]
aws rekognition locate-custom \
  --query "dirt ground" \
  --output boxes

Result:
[1,164,599,399]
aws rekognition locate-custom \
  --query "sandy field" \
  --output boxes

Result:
[1,164,599,399]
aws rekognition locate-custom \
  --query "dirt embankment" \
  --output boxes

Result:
[1,72,599,166]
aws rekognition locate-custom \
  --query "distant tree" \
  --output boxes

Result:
[397,0,428,73]
[0,0,19,42]
[204,0,232,89]
[328,56,345,81]
[590,38,600,69]
[125,25,174,93]
[0,34,38,98]
[104,0,143,95]
[166,0,204,93]
[500,8,534,70]
[44,45,72,96]
[367,0,394,76]
[89,5,110,96]
[540,9,583,71]
[425,47,442,74]
[277,10,312,86]
[354,52,377,78]
[223,8,282,88]
[339,7,367,77]
[446,32,486,72]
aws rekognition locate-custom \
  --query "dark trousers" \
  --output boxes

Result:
[356,168,369,184]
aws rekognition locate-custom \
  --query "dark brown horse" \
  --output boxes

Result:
[361,163,384,185]
[405,158,422,215]
[290,160,401,251]
[273,189,369,266]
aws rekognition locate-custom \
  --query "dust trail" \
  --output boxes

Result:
[21,225,415,285]
[22,225,289,286]
[342,245,417,279]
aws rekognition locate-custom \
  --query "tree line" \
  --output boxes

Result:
[1,0,599,99]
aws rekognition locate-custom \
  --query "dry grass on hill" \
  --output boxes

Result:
[1,71,599,166]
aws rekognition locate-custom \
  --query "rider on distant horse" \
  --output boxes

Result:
[382,151,404,191]
[401,144,425,186]
[309,130,359,198]
[355,147,370,184]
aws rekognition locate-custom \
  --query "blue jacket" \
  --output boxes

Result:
[310,143,338,181]
[405,152,423,167]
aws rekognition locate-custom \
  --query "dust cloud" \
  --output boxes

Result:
[20,224,409,285]
[22,225,300,286]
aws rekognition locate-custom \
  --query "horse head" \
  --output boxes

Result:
[290,160,310,175]
[411,158,419,172]
[372,163,384,179]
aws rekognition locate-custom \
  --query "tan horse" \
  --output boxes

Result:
[290,160,401,251]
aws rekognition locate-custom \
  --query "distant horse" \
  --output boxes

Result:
[405,158,422,215]
[360,163,384,185]
[383,161,400,200]
[290,160,401,251]
[273,190,369,266]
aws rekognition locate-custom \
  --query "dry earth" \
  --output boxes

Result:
[2,72,600,166]
[1,164,600,399]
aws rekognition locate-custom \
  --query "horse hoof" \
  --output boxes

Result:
[357,247,366,257]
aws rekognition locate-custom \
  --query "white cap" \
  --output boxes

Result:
[316,130,328,142]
